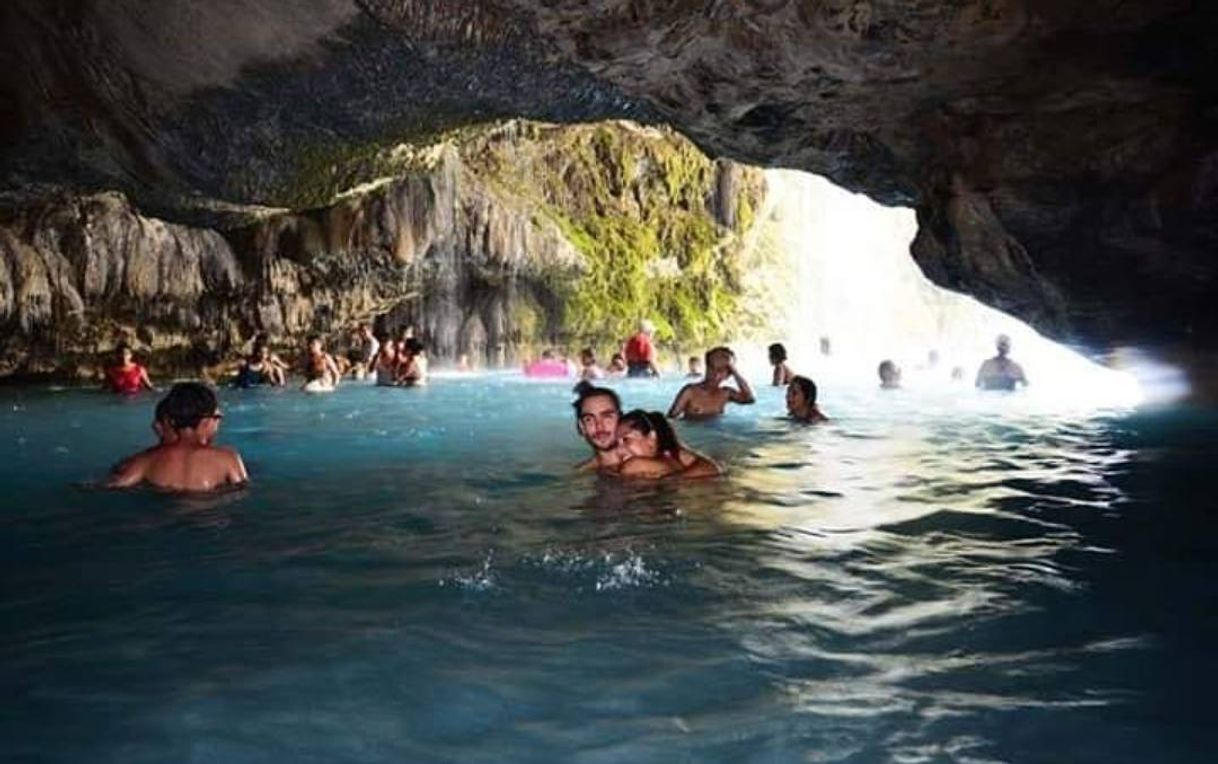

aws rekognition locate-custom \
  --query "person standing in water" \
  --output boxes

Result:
[768,343,794,386]
[623,319,661,378]
[578,348,605,380]
[573,381,625,473]
[615,410,721,479]
[234,342,286,387]
[104,344,155,395]
[302,336,341,391]
[106,382,248,492]
[349,324,380,380]
[975,334,1028,391]
[787,375,829,423]
[667,346,756,419]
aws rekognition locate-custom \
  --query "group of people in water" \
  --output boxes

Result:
[100,317,1028,492]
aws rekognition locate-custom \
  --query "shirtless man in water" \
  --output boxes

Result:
[667,346,755,419]
[975,334,1028,391]
[303,335,341,390]
[572,381,626,473]
[107,383,248,492]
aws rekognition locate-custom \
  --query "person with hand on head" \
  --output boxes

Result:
[667,346,755,419]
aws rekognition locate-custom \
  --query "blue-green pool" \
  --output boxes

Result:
[1,374,1213,762]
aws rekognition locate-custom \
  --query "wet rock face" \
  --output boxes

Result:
[2,0,1216,347]
[0,123,757,379]
[0,149,582,377]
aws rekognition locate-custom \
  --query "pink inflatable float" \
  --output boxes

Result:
[523,358,571,378]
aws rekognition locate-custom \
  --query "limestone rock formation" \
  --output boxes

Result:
[1,0,1215,350]
[0,122,760,378]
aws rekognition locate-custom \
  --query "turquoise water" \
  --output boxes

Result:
[1,375,1214,762]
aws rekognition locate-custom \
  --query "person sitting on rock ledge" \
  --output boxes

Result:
[667,346,755,419]
[104,343,156,395]
[975,334,1028,391]
[769,343,794,386]
[106,382,248,493]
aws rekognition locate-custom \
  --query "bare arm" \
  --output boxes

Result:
[771,366,782,387]
[139,367,156,391]
[105,454,148,489]
[227,451,250,485]
[667,385,692,418]
[728,366,755,404]
[618,457,677,479]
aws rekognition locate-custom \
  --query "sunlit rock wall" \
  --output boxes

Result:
[0,122,761,379]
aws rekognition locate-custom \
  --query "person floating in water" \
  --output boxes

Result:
[615,409,721,479]
[573,381,625,473]
[768,343,793,386]
[878,359,902,389]
[667,346,755,419]
[302,335,341,392]
[623,319,660,378]
[106,382,248,492]
[104,344,155,395]
[975,334,1027,391]
[233,342,286,388]
[786,375,829,423]
[686,356,702,379]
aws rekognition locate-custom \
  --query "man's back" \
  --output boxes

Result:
[115,442,247,493]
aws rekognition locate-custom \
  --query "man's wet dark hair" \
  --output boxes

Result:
[768,343,788,363]
[790,375,818,405]
[406,338,425,354]
[160,382,219,430]
[619,409,680,459]
[572,380,621,419]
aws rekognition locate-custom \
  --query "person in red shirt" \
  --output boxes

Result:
[104,344,155,395]
[623,320,661,378]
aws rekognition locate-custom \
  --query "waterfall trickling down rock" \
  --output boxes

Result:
[740,170,1141,407]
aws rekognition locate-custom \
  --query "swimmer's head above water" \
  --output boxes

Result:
[617,410,679,460]
[573,381,622,452]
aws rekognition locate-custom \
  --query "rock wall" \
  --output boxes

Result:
[3,1,1212,350]
[0,123,760,379]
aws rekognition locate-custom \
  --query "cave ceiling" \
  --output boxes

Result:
[1,0,1215,348]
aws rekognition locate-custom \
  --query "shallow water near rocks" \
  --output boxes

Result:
[1,374,1214,762]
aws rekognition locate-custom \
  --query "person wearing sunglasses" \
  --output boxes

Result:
[106,382,248,493]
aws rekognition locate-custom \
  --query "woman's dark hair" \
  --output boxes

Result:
[790,375,818,405]
[572,381,621,419]
[619,409,680,458]
[160,382,219,430]
[768,343,787,362]
[406,338,425,354]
